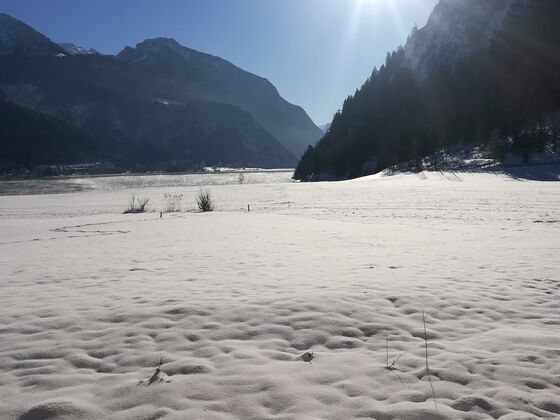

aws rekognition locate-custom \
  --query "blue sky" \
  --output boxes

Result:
[0,0,437,125]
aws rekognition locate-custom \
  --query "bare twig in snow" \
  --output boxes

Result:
[138,357,170,386]
[390,352,405,368]
[385,335,405,371]
[422,309,439,413]
[386,336,389,366]
[148,357,164,385]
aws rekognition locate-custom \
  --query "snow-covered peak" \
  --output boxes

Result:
[59,43,100,56]
[404,0,530,76]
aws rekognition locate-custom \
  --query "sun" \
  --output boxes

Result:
[357,0,388,7]
[356,0,377,7]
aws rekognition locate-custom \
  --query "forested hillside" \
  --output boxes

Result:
[0,99,99,173]
[295,0,560,181]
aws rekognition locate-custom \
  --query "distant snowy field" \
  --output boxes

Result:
[1,170,559,419]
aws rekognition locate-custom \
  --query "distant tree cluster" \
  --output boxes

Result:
[295,0,560,180]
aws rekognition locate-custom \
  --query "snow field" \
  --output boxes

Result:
[1,171,559,419]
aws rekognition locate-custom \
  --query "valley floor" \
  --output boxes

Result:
[1,171,559,419]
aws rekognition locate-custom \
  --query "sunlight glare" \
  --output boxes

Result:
[355,0,415,42]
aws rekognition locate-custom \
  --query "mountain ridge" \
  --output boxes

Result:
[404,0,530,77]
[117,37,322,157]
[0,13,320,174]
[0,13,65,56]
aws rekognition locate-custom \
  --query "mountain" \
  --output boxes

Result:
[404,0,530,78]
[319,123,331,133]
[0,13,65,56]
[59,43,100,56]
[0,49,296,170]
[294,0,560,181]
[117,38,323,157]
[0,14,318,173]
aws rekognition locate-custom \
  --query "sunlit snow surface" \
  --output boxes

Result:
[1,170,559,419]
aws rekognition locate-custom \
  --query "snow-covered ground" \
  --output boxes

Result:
[1,170,559,419]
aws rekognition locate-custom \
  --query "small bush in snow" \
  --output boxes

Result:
[163,193,183,212]
[124,194,150,214]
[196,189,214,212]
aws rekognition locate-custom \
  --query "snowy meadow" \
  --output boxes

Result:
[1,170,559,419]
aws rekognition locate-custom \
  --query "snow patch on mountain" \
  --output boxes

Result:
[59,43,100,56]
[151,97,185,106]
